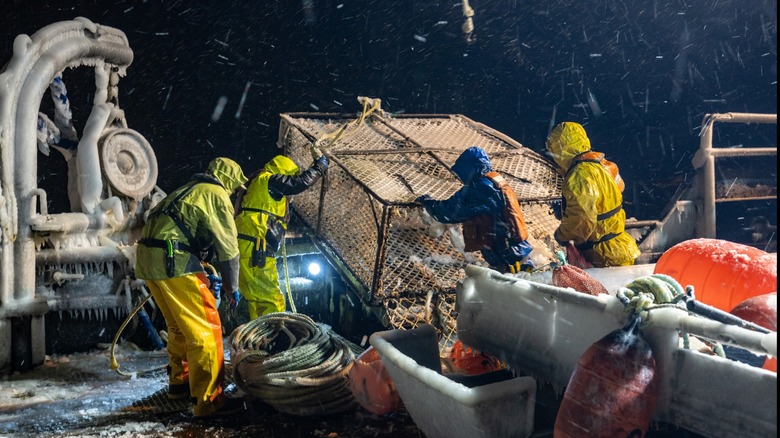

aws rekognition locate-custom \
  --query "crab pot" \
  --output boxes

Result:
[277,111,562,350]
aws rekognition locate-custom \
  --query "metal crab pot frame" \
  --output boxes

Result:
[277,110,563,348]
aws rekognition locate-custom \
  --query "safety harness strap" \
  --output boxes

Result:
[239,206,285,220]
[237,233,258,243]
[138,238,196,254]
[141,177,220,276]
[597,202,623,221]
[575,232,620,251]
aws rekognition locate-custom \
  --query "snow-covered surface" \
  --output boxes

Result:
[456,264,778,438]
[0,341,425,438]
[0,344,178,437]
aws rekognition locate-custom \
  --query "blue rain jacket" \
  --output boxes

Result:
[420,146,533,269]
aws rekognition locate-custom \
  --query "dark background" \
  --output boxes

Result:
[1,0,777,222]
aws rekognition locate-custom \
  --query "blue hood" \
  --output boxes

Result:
[451,146,493,184]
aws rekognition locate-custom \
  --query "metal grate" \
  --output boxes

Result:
[279,110,563,350]
[128,387,191,414]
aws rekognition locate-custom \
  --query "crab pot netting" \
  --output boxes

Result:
[279,112,562,349]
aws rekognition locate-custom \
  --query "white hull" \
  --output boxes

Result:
[456,264,777,438]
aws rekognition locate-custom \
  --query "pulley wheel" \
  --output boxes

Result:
[100,128,158,199]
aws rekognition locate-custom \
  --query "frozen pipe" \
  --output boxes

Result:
[0,298,49,318]
[29,188,47,215]
[78,102,112,214]
[46,294,125,312]
[36,245,127,265]
[52,271,85,284]
[93,62,109,105]
[642,307,777,357]
[28,213,90,233]
[99,196,125,226]
[8,22,132,304]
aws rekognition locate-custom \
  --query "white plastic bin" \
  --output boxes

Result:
[370,324,536,438]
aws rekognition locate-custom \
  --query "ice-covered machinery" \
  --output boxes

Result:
[278,101,564,348]
[0,18,162,372]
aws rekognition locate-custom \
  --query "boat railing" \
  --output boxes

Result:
[691,112,777,239]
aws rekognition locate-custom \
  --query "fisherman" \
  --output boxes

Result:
[545,122,640,267]
[749,216,777,253]
[415,146,534,274]
[135,157,246,417]
[234,146,329,320]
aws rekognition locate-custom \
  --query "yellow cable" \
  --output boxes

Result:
[315,97,381,151]
[281,238,296,313]
[109,286,166,378]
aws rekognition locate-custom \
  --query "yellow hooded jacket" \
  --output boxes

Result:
[135,157,247,284]
[546,122,640,267]
[234,155,301,247]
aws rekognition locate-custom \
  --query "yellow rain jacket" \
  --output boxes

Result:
[234,154,328,319]
[136,157,246,289]
[546,122,640,267]
[134,157,247,417]
[235,156,297,319]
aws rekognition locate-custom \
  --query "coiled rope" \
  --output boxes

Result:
[616,274,726,355]
[229,312,362,416]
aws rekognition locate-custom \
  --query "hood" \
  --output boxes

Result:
[546,122,591,172]
[207,157,248,193]
[451,146,492,184]
[265,155,300,176]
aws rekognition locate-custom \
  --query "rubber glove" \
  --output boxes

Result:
[223,289,241,310]
[207,274,222,298]
[550,198,563,220]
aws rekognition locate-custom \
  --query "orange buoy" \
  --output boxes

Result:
[654,238,777,312]
[449,340,503,375]
[554,316,659,438]
[347,346,403,415]
[730,292,777,372]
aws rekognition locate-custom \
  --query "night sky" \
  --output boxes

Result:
[1,0,777,221]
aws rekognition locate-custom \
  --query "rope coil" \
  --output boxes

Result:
[229,312,362,416]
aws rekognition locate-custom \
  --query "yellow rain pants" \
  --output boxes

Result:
[237,244,285,320]
[145,273,227,416]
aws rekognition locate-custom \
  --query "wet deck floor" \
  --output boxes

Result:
[0,344,423,438]
[0,343,706,438]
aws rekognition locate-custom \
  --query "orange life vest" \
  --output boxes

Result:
[462,171,529,252]
[567,151,625,192]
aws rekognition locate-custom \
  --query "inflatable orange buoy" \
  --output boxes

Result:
[347,346,403,415]
[654,238,777,312]
[554,316,659,438]
[450,340,503,375]
[730,292,777,372]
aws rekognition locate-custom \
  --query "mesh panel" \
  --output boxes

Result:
[384,115,516,157]
[279,111,563,351]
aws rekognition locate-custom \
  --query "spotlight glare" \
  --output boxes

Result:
[308,262,321,276]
